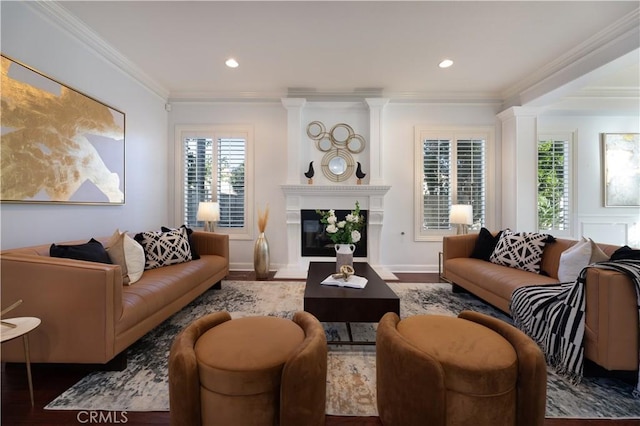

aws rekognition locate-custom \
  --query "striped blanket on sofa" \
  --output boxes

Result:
[510,259,640,398]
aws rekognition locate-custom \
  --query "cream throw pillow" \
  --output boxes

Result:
[106,229,145,285]
[123,232,145,284]
[557,238,592,283]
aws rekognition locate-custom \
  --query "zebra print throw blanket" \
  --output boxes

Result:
[510,259,640,398]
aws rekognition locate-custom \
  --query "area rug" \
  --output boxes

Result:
[45,281,640,418]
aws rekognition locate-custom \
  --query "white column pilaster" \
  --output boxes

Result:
[365,98,389,186]
[496,106,541,232]
[281,98,306,185]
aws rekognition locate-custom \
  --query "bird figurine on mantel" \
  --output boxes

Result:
[304,161,315,184]
[355,162,366,185]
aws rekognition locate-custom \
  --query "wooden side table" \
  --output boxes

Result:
[1,317,41,407]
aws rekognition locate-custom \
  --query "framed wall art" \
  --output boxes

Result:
[602,133,639,207]
[1,54,125,205]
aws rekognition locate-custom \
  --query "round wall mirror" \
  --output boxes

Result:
[330,123,354,146]
[329,157,347,174]
[321,150,354,182]
[346,134,365,153]
[316,135,333,152]
[306,121,325,140]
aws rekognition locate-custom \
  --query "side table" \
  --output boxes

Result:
[1,317,41,407]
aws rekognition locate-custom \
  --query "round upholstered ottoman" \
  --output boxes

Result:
[194,316,305,426]
[398,315,517,424]
[377,311,546,426]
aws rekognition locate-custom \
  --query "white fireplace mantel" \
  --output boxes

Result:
[275,184,395,280]
[281,184,391,198]
[276,98,394,280]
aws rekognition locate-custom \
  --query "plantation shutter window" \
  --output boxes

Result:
[422,139,451,230]
[537,135,572,234]
[177,125,254,239]
[217,137,246,229]
[414,127,492,241]
[183,136,213,229]
[456,139,486,228]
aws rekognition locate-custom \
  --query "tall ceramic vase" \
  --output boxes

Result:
[335,243,355,272]
[254,232,270,280]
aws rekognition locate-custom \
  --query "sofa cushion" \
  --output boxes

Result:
[470,228,503,261]
[106,231,130,284]
[557,238,591,283]
[589,239,610,263]
[610,245,640,261]
[135,227,192,270]
[490,230,553,273]
[50,239,112,264]
[161,225,200,260]
[106,229,145,284]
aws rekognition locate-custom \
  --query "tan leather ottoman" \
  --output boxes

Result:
[376,310,546,426]
[169,311,327,426]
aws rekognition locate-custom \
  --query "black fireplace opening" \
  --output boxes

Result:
[301,209,368,257]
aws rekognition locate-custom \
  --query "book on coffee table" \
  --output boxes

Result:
[321,274,368,289]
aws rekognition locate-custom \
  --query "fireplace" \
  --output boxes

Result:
[301,209,368,257]
[275,184,393,280]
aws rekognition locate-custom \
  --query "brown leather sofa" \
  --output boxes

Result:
[443,233,638,372]
[1,231,229,365]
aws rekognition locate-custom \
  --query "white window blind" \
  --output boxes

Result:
[422,139,451,230]
[537,137,571,232]
[184,137,213,228]
[456,139,486,228]
[176,125,253,239]
[217,138,246,229]
[415,127,491,240]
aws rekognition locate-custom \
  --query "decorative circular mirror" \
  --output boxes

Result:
[346,134,365,153]
[329,156,347,174]
[330,123,354,146]
[315,133,333,152]
[306,121,325,140]
[321,149,354,182]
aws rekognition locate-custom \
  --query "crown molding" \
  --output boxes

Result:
[29,1,170,100]
[169,88,503,105]
[501,7,640,106]
[570,86,640,99]
[29,2,637,107]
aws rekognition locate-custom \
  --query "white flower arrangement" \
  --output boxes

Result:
[316,201,365,245]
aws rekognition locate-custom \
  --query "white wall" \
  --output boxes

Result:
[538,114,640,246]
[167,102,287,270]
[381,103,500,272]
[0,2,169,249]
[169,100,500,272]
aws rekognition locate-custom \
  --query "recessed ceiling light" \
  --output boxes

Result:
[225,58,239,68]
[439,59,453,68]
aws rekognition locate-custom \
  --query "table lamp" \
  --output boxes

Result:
[197,202,220,232]
[449,204,473,234]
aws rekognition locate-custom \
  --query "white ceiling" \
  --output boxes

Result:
[55,1,639,104]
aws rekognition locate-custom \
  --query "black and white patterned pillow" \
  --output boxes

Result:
[489,230,552,273]
[134,227,192,270]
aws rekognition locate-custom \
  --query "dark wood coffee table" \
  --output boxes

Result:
[304,262,400,345]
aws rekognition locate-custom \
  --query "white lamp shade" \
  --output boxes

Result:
[196,202,220,222]
[449,204,473,225]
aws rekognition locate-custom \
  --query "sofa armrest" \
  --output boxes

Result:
[584,267,639,370]
[190,231,229,260]
[442,234,478,261]
[0,253,122,363]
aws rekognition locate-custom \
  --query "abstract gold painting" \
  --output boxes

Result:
[602,133,640,207]
[1,55,125,204]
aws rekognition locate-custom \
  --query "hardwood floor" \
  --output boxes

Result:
[2,271,638,425]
